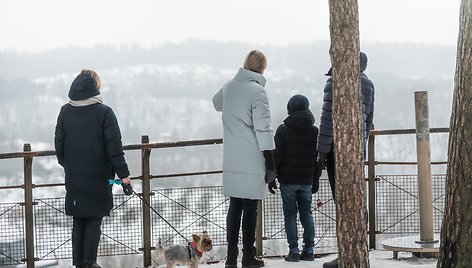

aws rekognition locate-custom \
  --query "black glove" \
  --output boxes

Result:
[121,180,134,196]
[312,162,322,194]
[312,177,320,194]
[316,152,327,170]
[268,180,277,194]
[263,150,277,183]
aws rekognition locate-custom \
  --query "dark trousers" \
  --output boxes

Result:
[72,217,103,266]
[326,151,336,201]
[280,184,314,250]
[226,197,258,251]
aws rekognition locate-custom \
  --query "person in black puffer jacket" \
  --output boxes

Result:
[268,94,319,262]
[54,69,131,268]
[318,52,375,268]
[317,51,375,200]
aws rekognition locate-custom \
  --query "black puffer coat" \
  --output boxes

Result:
[54,73,129,218]
[317,53,375,155]
[274,110,319,185]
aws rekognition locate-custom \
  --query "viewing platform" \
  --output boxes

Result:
[0,127,448,267]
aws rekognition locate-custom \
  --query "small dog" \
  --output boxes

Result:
[157,231,213,268]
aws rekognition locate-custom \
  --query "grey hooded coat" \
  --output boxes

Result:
[212,68,274,200]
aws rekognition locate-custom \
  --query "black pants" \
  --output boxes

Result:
[326,151,336,201]
[226,197,258,251]
[72,217,103,266]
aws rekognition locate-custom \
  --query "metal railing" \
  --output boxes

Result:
[366,127,449,248]
[0,127,449,267]
[0,136,226,268]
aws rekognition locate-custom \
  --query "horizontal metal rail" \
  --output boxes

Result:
[0,138,223,160]
[375,161,447,165]
[370,127,449,136]
[0,171,223,191]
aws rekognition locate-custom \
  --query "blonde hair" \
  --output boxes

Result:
[81,69,101,90]
[243,50,267,74]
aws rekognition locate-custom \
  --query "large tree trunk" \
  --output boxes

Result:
[437,1,472,267]
[328,0,369,267]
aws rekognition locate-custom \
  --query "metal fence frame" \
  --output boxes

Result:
[0,128,449,267]
[366,127,448,248]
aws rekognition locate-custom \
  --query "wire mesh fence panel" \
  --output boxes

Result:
[34,194,143,261]
[376,174,445,234]
[0,203,24,266]
[151,186,229,247]
[100,194,142,256]
[0,174,448,266]
[431,174,446,231]
[263,178,337,242]
[34,197,72,260]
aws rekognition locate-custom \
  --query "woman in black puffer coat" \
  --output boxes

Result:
[54,69,131,268]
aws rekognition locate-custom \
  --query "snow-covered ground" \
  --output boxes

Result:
[175,251,437,268]
[135,250,437,268]
[42,250,438,268]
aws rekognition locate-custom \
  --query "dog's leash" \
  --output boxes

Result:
[109,179,190,243]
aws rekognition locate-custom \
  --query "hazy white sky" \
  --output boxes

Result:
[0,0,460,52]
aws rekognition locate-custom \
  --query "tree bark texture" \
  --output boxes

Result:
[328,0,369,267]
[438,0,472,267]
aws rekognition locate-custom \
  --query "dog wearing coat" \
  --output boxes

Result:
[157,231,213,268]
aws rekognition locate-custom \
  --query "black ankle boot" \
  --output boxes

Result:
[85,263,102,268]
[242,247,264,268]
[323,257,339,268]
[225,248,238,268]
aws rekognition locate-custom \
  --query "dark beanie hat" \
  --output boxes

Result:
[287,94,309,114]
[325,66,333,76]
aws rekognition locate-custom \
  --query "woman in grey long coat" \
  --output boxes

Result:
[212,50,275,268]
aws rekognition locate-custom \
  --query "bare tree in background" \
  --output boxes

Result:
[437,1,472,267]
[328,0,370,267]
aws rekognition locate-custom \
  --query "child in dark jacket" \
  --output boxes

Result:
[268,94,320,262]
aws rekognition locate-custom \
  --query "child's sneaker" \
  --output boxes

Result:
[300,246,314,261]
[299,251,314,261]
[284,248,300,262]
[284,252,300,262]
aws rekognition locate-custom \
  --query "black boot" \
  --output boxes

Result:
[85,263,102,268]
[299,245,314,261]
[323,257,339,268]
[225,248,238,268]
[242,247,264,268]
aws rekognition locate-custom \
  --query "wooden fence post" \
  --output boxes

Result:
[23,144,36,268]
[414,91,435,242]
[141,136,152,267]
[367,133,376,249]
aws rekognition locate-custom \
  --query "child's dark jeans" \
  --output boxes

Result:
[280,183,315,251]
